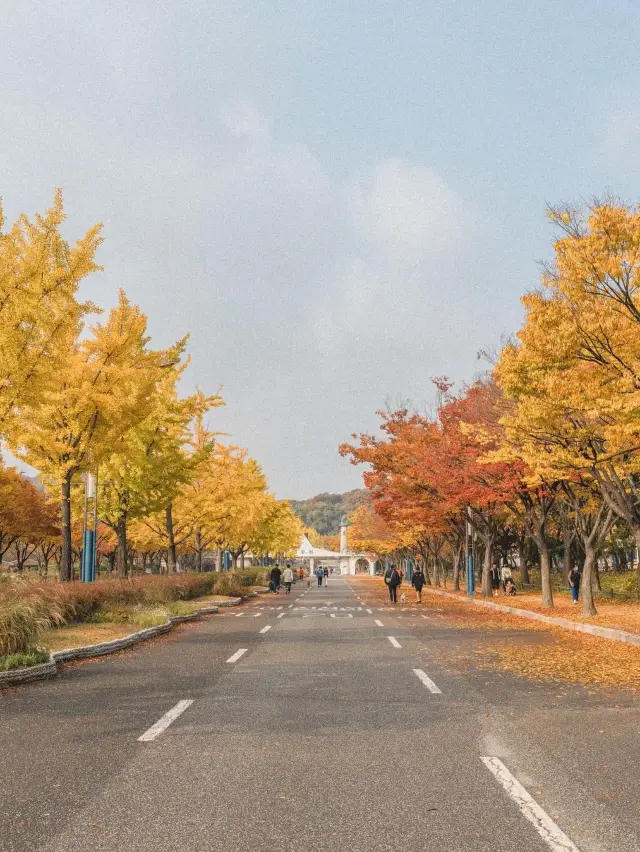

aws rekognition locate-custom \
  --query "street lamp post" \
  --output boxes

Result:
[81,471,98,582]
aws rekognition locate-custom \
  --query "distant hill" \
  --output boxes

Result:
[290,489,369,535]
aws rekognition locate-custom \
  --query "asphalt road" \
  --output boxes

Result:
[1,578,638,852]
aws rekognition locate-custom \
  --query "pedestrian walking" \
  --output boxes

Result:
[411,565,426,603]
[568,566,581,604]
[270,565,282,594]
[283,564,294,594]
[317,565,324,587]
[323,566,329,587]
[384,563,401,603]
[500,563,512,593]
[298,567,305,581]
[490,564,501,597]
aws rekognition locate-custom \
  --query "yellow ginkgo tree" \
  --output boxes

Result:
[495,201,640,614]
[7,291,172,580]
[0,191,101,431]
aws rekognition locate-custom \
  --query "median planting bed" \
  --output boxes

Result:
[0,568,269,676]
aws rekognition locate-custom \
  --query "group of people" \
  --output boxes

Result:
[269,563,304,594]
[383,563,427,603]
[383,560,584,604]
[269,564,326,594]
[315,565,330,586]
[489,565,517,597]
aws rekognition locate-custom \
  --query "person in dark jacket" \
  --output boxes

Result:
[490,564,501,597]
[384,564,401,603]
[316,565,324,586]
[270,565,282,594]
[411,566,426,603]
[568,566,581,604]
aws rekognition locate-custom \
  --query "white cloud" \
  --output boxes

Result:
[348,158,467,267]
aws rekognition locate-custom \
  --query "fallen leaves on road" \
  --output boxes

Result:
[350,577,640,692]
[474,630,640,691]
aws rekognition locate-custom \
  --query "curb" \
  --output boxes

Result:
[215,597,242,607]
[423,588,640,647]
[0,604,221,688]
[0,659,58,685]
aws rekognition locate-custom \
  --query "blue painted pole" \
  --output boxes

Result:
[86,530,96,582]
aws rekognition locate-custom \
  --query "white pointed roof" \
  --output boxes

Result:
[295,534,341,559]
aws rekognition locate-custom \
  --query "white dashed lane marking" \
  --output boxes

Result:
[412,669,442,694]
[481,757,581,852]
[138,700,193,742]
[277,612,286,619]
[259,625,272,634]
[374,620,384,627]
[387,636,402,648]
[226,648,248,663]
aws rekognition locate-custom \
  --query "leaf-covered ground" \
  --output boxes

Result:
[424,586,640,634]
[42,623,135,651]
[351,577,640,692]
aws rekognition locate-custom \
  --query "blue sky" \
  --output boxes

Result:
[2,1,640,497]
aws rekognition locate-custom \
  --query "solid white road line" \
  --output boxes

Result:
[226,648,248,663]
[374,619,384,627]
[277,612,286,619]
[138,699,193,742]
[412,668,442,694]
[387,636,402,648]
[481,757,580,852]
[259,625,272,634]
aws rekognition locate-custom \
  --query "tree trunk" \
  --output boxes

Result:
[108,550,116,573]
[215,548,222,572]
[419,545,431,584]
[592,560,601,591]
[635,530,640,601]
[165,504,177,574]
[538,539,554,608]
[195,529,203,572]
[116,514,128,578]
[581,544,598,616]
[231,551,238,570]
[481,538,493,598]
[240,551,245,570]
[562,523,572,585]
[60,471,73,582]
[452,544,461,592]
[518,537,530,585]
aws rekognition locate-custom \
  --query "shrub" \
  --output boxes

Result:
[233,569,269,587]
[213,575,244,597]
[0,648,50,671]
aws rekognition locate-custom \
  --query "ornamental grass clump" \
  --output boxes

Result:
[0,595,66,656]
